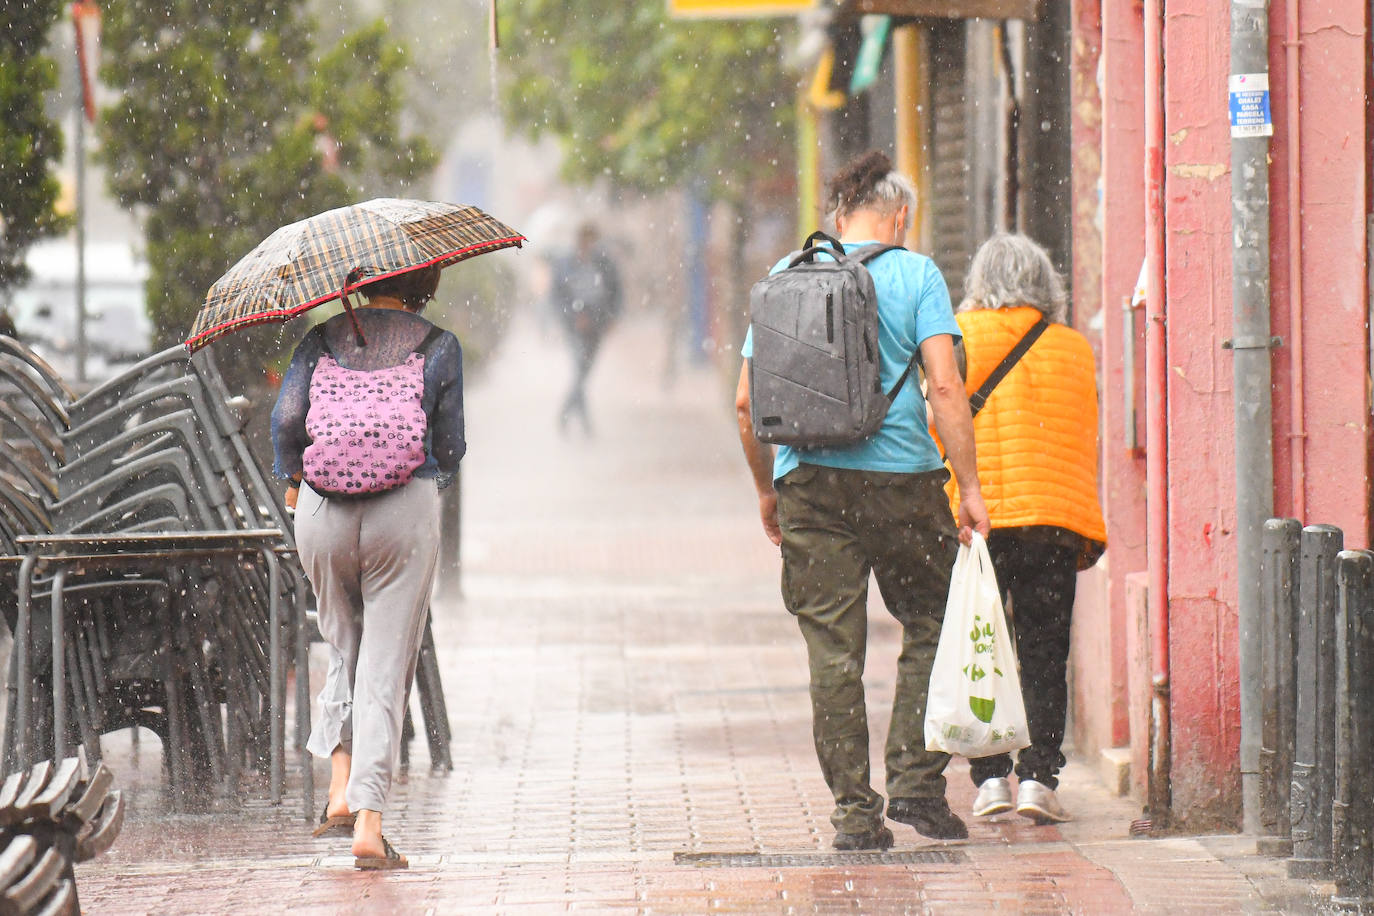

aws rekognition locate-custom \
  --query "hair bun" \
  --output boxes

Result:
[827,150,896,218]
[850,151,892,187]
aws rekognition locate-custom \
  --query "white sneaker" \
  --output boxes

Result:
[1016,779,1070,824]
[971,777,1014,817]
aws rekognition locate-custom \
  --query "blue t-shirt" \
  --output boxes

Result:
[741,243,959,481]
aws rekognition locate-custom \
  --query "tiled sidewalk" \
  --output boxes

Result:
[72,310,1325,913]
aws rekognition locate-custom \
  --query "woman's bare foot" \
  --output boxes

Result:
[352,809,386,859]
[352,810,406,869]
[311,747,357,837]
[326,747,352,818]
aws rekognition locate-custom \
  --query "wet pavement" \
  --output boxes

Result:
[71,309,1327,913]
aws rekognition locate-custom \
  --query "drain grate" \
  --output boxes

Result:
[674,849,966,868]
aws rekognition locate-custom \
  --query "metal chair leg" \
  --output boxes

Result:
[9,553,37,770]
[293,582,313,821]
[258,548,283,805]
[414,617,453,771]
[51,568,68,761]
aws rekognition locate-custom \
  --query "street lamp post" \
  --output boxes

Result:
[71,1,100,384]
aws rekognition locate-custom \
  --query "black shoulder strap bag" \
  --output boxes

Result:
[939,316,1049,466]
[967,316,1049,419]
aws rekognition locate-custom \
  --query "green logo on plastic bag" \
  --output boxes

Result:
[962,613,1002,723]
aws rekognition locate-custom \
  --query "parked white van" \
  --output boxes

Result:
[4,240,153,380]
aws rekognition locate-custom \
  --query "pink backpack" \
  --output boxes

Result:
[302,327,443,498]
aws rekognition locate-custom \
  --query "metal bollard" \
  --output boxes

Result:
[1333,549,1374,905]
[1258,518,1301,856]
[1289,524,1343,878]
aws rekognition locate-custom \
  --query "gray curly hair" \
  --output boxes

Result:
[959,233,1068,325]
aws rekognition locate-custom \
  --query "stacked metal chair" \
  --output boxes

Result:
[0,339,68,565]
[0,756,124,915]
[0,342,73,775]
[0,337,454,820]
[0,341,308,813]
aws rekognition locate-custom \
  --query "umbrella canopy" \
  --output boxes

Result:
[186,199,524,351]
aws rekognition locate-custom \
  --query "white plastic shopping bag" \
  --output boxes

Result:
[924,532,1031,757]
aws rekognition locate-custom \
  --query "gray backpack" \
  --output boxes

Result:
[749,232,916,447]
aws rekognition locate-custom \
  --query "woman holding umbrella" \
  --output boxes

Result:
[271,264,464,870]
[192,199,520,868]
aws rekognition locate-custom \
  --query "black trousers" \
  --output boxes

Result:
[560,330,603,428]
[968,530,1079,790]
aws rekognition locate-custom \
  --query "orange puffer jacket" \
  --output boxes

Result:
[944,306,1107,556]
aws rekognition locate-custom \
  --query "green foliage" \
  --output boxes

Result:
[97,3,437,355]
[499,3,797,202]
[0,0,69,293]
[310,0,493,149]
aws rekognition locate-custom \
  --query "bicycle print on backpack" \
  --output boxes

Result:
[302,326,444,498]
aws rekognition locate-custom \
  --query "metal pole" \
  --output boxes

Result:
[436,471,462,599]
[686,188,709,360]
[1283,0,1307,522]
[1333,549,1374,905]
[1258,517,1301,855]
[1229,0,1275,835]
[1143,0,1171,830]
[893,24,924,247]
[74,101,88,384]
[1290,524,1342,878]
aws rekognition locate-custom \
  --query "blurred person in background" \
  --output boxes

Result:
[553,222,622,435]
[947,233,1107,825]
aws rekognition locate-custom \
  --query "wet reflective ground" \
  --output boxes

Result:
[71,310,1321,913]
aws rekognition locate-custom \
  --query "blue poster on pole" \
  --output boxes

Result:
[1228,73,1273,138]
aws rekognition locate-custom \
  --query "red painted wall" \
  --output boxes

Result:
[1066,0,1127,774]
[1265,0,1370,539]
[1087,0,1369,825]
[1160,0,1243,822]
[1072,0,1148,795]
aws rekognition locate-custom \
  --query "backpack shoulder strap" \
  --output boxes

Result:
[310,323,334,359]
[413,326,446,357]
[967,317,1050,418]
[847,244,914,401]
[885,351,922,402]
[856,244,905,264]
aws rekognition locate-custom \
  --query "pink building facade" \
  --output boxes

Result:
[1069,0,1372,826]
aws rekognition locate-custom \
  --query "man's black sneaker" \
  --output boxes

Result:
[831,825,894,851]
[887,797,969,840]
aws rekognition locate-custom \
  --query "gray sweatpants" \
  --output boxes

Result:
[295,478,441,813]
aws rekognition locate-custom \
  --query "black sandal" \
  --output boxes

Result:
[311,804,356,838]
[354,835,408,871]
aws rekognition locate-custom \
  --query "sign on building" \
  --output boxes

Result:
[1228,73,1273,138]
[846,0,1039,19]
[668,0,818,18]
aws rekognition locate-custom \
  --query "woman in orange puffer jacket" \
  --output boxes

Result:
[944,233,1107,826]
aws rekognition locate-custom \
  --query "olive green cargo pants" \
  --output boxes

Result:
[776,464,959,835]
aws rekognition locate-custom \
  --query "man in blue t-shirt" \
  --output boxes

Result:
[735,155,988,851]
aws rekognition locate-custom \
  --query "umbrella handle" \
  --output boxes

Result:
[340,276,368,347]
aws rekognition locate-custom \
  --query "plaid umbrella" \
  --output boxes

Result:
[186,198,524,351]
